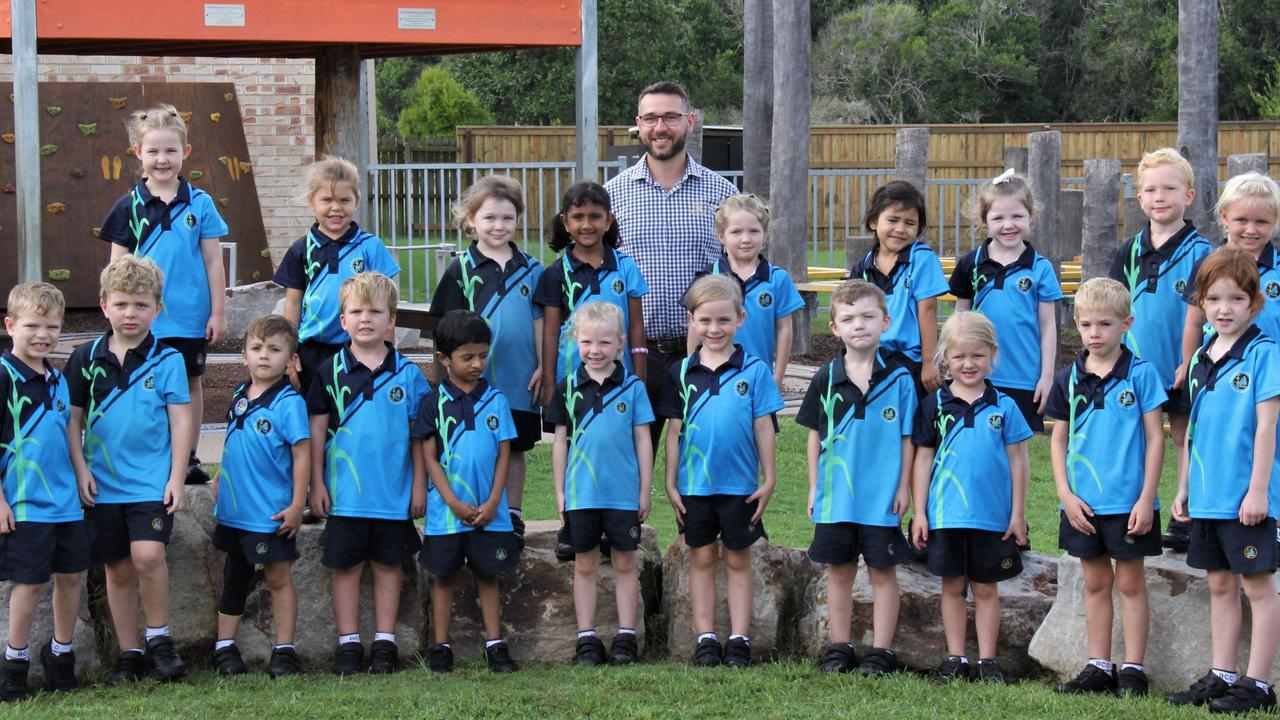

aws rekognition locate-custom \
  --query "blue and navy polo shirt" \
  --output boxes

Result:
[429,243,544,413]
[1183,244,1280,343]
[0,351,79,523]
[697,254,805,366]
[1185,326,1280,520]
[544,363,655,511]
[412,378,516,536]
[274,223,401,345]
[911,381,1033,531]
[1043,347,1166,515]
[65,333,190,504]
[306,344,429,521]
[795,349,917,526]
[949,241,1063,390]
[216,378,310,533]
[99,178,229,339]
[655,345,785,496]
[533,245,649,382]
[848,240,950,362]
[1109,222,1211,385]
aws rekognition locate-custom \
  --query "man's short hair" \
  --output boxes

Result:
[1073,278,1131,320]
[830,279,887,317]
[100,255,164,302]
[7,282,65,320]
[245,314,299,354]
[638,81,690,112]
[339,272,398,315]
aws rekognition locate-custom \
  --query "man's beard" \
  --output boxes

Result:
[642,132,687,161]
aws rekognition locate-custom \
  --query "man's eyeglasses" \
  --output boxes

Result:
[637,112,689,128]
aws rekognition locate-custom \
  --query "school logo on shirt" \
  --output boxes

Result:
[988,413,1004,430]
[1245,545,1259,560]
[1016,277,1033,293]
[1174,279,1187,294]
[234,397,249,416]
[388,385,405,404]
[611,279,625,295]
[1232,372,1251,392]
[1266,281,1280,299]
[255,542,268,556]
[143,375,156,391]
[495,547,508,560]
[351,257,366,273]
[881,407,897,422]
[184,213,196,229]
[1117,390,1136,408]
[255,417,272,435]
[615,400,628,415]
[519,284,530,297]
[758,292,773,309]
[486,414,499,431]
[56,398,66,412]
[735,380,750,397]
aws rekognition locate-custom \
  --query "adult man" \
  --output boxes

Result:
[605,81,738,447]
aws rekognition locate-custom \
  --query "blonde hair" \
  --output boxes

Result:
[1073,277,1131,319]
[684,274,743,314]
[100,255,163,302]
[1136,148,1194,189]
[966,173,1036,229]
[571,301,625,341]
[1215,172,1280,232]
[245,314,299,354]
[454,175,525,237]
[126,103,187,147]
[7,282,65,320]
[339,271,398,315]
[829,279,887,317]
[304,156,361,201]
[935,311,998,366]
[714,194,770,236]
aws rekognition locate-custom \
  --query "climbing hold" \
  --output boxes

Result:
[7,93,13,102]
[39,144,58,156]
[47,269,70,281]
[217,155,230,166]
[92,226,101,236]
[209,112,222,123]
[2,184,15,194]
[188,170,204,180]
[260,249,271,258]
[1,134,12,144]
[252,271,260,280]
[237,160,252,174]
[78,123,97,136]
[125,146,136,156]
[218,196,230,207]
[112,156,122,179]
[70,168,85,179]
[46,202,66,214]
[179,111,193,123]
[107,96,127,110]
[45,106,62,117]
[224,92,234,102]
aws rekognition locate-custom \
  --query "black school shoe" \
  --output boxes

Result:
[858,648,900,677]
[574,635,607,666]
[692,637,723,668]
[975,659,1015,684]
[818,643,855,673]
[267,647,303,678]
[933,656,971,684]
[1055,664,1117,695]
[0,657,28,702]
[555,525,575,563]
[1117,666,1149,696]
[1162,518,1191,552]
[511,513,526,550]
[485,641,519,673]
[368,640,400,674]
[106,651,146,685]
[185,455,211,485]
[427,644,454,673]
[1167,671,1233,706]
[212,644,248,676]
[331,642,364,676]
[724,638,752,668]
[609,634,639,666]
[145,635,187,681]
[40,643,76,692]
[1210,677,1278,714]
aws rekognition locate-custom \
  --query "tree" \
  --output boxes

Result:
[1252,61,1280,120]
[375,57,434,136]
[396,67,492,139]
[811,3,930,124]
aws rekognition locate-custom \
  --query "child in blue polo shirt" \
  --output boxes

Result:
[849,180,950,395]
[950,171,1062,432]
[275,157,400,396]
[210,315,309,679]
[65,255,193,685]
[307,272,429,677]
[0,283,89,701]
[414,310,521,675]
[797,280,916,677]
[694,194,804,391]
[1047,279,1166,697]
[1167,249,1280,714]
[99,104,228,485]
[546,302,654,667]
[910,311,1032,684]
[658,275,784,669]
[430,176,544,545]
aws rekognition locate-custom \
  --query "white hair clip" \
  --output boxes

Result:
[992,168,1016,185]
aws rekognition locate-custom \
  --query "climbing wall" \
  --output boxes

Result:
[0,82,272,308]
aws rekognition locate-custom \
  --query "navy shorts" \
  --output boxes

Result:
[213,523,299,564]
[1058,510,1162,561]
[679,494,766,551]
[809,522,910,568]
[297,340,343,397]
[993,385,1044,433]
[86,501,173,565]
[420,531,520,578]
[0,521,91,584]
[320,516,421,569]
[564,508,642,554]
[1187,518,1278,575]
[925,528,1023,583]
[159,337,209,378]
[509,409,542,453]
[1162,386,1192,415]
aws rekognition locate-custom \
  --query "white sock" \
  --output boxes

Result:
[50,639,73,656]
[697,633,718,643]
[1122,663,1145,672]
[123,648,143,655]
[949,655,969,664]
[577,629,597,638]
[214,639,236,651]
[617,628,637,636]
[338,633,360,645]
[274,644,296,651]
[438,642,451,649]
[1088,658,1114,674]
[510,508,523,518]
[144,625,170,640]
[373,632,396,644]
[485,638,504,648]
[729,634,749,644]
[1213,668,1240,684]
[4,644,28,661]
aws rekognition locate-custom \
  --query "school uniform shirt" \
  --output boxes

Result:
[949,241,1064,390]
[655,345,785,496]
[274,223,401,345]
[429,243,544,413]
[795,349,917,526]
[698,254,805,366]
[216,378,310,533]
[544,363,655,512]
[0,351,79,523]
[98,178,230,339]
[1183,243,1280,343]
[533,245,649,382]
[848,240,950,362]
[1108,222,1211,385]
[412,379,516,536]
[306,344,429,521]
[65,333,190,504]
[1185,326,1280,520]
[912,381,1033,532]
[1043,347,1166,514]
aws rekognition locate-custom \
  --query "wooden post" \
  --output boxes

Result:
[575,0,599,182]
[1027,131,1062,277]
[315,46,362,161]
[687,107,704,165]
[1227,153,1268,178]
[894,128,929,192]
[1002,146,1028,176]
[12,0,40,282]
[1177,0,1218,232]
[1122,197,1147,242]
[770,0,811,354]
[742,0,773,196]
[1082,159,1122,281]
[1060,189,1084,260]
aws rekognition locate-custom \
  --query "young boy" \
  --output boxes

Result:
[415,310,521,674]
[307,272,429,676]
[1108,148,1211,553]
[658,274,784,668]
[65,255,193,684]
[796,280,916,676]
[211,315,309,678]
[1046,278,1166,697]
[0,283,89,700]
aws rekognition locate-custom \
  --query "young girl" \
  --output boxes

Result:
[910,311,1032,684]
[546,302,654,666]
[694,194,804,390]
[98,104,228,484]
[848,180,950,395]
[274,157,400,396]
[429,176,544,544]
[534,182,648,407]
[950,171,1063,432]
[1168,249,1280,713]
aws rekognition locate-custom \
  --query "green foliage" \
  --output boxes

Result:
[1255,61,1280,120]
[375,57,434,136]
[812,2,930,124]
[396,67,491,140]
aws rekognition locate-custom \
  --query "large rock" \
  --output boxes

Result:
[421,520,661,663]
[796,551,1058,677]
[224,281,286,341]
[0,580,98,685]
[1030,551,1280,691]
[661,538,813,660]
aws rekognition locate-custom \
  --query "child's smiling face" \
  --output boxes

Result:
[871,203,920,254]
